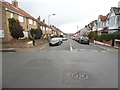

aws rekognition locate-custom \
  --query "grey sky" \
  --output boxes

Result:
[5,0,120,33]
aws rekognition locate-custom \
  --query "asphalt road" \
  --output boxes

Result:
[2,39,118,88]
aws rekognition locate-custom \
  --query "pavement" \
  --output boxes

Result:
[90,43,119,53]
[2,39,118,88]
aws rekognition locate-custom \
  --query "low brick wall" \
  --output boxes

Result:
[91,39,120,48]
[2,39,48,48]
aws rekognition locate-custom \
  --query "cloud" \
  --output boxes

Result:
[5,0,120,33]
[59,21,87,33]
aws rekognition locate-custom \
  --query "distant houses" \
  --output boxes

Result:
[75,3,120,36]
[0,0,64,43]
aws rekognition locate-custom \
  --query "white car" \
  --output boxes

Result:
[49,38,62,46]
[62,37,68,41]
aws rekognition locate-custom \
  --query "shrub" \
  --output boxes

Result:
[50,35,58,38]
[88,31,94,39]
[94,34,98,40]
[114,33,120,39]
[97,35,103,42]
[30,29,43,39]
[95,33,120,42]
[8,18,24,39]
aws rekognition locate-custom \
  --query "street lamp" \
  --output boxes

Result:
[47,14,56,40]
[48,14,56,25]
[77,26,79,36]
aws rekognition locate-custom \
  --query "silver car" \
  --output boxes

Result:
[49,38,62,46]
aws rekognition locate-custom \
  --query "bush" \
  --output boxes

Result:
[50,35,58,38]
[88,31,94,39]
[114,33,120,39]
[8,18,24,39]
[97,35,103,42]
[30,29,43,39]
[95,33,120,42]
[94,34,98,40]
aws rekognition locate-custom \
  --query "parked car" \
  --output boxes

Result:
[79,37,89,45]
[56,37,63,43]
[75,36,79,42]
[49,38,62,46]
[62,37,68,41]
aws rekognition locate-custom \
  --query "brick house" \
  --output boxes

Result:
[1,0,57,43]
[0,0,41,42]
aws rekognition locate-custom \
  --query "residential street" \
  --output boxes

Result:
[2,39,118,88]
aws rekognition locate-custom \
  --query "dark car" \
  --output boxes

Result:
[80,37,89,45]
[49,38,62,46]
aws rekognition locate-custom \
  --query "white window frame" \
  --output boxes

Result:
[0,30,5,38]
[11,13,14,18]
[18,16,24,22]
[29,19,33,25]
[33,21,36,25]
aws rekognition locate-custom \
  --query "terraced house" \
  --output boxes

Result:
[97,15,108,35]
[108,7,120,33]
[0,0,39,42]
[0,0,62,43]
[97,7,120,35]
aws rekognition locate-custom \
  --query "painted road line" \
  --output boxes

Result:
[70,46,73,51]
[69,39,73,51]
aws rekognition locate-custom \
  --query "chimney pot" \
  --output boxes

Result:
[12,0,18,8]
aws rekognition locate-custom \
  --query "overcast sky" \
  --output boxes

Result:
[5,0,120,33]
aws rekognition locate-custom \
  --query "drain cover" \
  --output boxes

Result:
[71,72,88,80]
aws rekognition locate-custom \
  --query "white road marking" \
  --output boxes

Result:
[69,39,73,51]
[70,46,73,51]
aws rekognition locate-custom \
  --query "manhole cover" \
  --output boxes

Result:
[71,72,88,80]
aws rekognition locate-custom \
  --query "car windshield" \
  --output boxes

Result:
[51,38,59,41]
[82,37,89,40]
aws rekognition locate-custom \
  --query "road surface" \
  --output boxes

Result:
[2,39,118,88]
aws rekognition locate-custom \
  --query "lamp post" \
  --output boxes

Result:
[48,14,56,26]
[48,14,55,40]
[77,26,79,36]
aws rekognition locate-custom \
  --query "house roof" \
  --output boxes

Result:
[98,15,107,21]
[111,7,120,15]
[1,1,35,20]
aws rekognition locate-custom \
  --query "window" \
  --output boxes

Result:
[18,16,24,22]
[109,16,115,27]
[34,21,36,25]
[29,19,33,25]
[11,13,14,18]
[0,30,5,38]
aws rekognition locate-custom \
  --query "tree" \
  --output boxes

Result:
[30,29,43,39]
[8,18,24,39]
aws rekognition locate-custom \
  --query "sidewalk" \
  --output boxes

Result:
[90,43,119,52]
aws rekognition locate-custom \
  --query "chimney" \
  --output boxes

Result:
[43,19,45,23]
[37,16,41,21]
[12,0,18,8]
[118,1,120,8]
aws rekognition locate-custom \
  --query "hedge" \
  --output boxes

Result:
[88,31,120,42]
